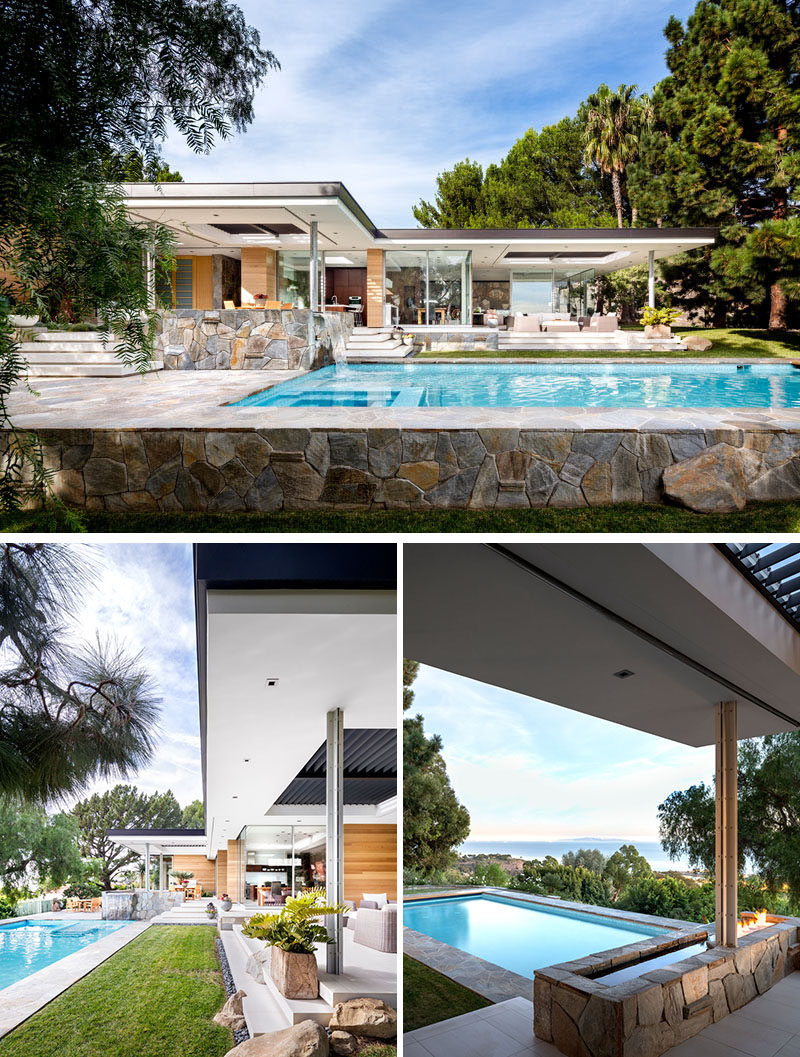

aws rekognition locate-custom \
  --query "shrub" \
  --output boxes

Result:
[0,898,16,918]
[63,881,103,899]
[508,858,613,906]
[640,306,681,328]
[471,863,509,887]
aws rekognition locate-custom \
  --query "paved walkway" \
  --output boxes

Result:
[404,973,800,1057]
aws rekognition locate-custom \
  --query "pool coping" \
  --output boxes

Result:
[402,888,703,1005]
[8,370,800,432]
[0,916,151,1038]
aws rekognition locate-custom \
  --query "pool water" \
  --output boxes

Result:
[403,895,669,979]
[0,919,128,990]
[232,362,800,409]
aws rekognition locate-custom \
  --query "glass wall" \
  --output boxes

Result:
[512,268,596,317]
[278,252,324,309]
[510,270,552,315]
[385,250,471,325]
[239,825,326,903]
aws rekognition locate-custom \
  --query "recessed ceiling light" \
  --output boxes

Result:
[232,795,238,799]
[265,677,279,688]
[614,669,635,679]
[244,758,250,763]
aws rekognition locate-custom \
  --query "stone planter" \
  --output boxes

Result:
[270,947,319,999]
[221,899,232,912]
[644,323,672,339]
[9,315,39,328]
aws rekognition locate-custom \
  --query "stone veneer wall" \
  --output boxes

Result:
[534,919,800,1057]
[156,308,353,371]
[21,427,800,513]
[102,889,184,921]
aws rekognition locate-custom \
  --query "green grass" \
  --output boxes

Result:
[416,327,800,359]
[403,955,492,1033]
[6,500,800,534]
[0,925,232,1057]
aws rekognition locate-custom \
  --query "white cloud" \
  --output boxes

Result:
[163,0,695,224]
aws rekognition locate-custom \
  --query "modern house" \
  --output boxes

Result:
[123,181,716,326]
[404,543,800,1057]
[108,543,397,982]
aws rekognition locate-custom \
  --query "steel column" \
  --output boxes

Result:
[145,842,151,892]
[326,707,344,974]
[648,250,655,308]
[715,700,738,947]
[309,221,319,311]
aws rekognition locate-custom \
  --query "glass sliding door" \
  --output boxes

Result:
[242,825,326,903]
[511,270,552,316]
[386,250,471,325]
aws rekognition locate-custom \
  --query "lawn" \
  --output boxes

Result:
[403,955,492,1033]
[6,500,800,534]
[0,925,232,1057]
[416,327,800,359]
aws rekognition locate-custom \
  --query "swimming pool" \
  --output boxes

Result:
[403,895,670,979]
[0,918,128,990]
[232,362,800,409]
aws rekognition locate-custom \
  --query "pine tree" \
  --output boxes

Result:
[628,0,800,328]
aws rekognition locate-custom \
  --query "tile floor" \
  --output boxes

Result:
[404,972,800,1057]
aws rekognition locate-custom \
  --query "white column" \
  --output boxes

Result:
[144,843,151,892]
[326,707,344,974]
[715,701,738,947]
[309,221,319,311]
[145,250,156,310]
[648,250,655,309]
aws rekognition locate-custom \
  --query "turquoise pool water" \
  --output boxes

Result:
[0,919,128,990]
[232,362,800,409]
[403,895,670,979]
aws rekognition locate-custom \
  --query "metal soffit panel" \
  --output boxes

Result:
[275,729,397,806]
[403,543,800,747]
[719,544,800,633]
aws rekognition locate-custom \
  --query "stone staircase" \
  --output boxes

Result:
[344,328,407,359]
[18,331,163,377]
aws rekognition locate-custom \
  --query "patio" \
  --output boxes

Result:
[403,543,800,1057]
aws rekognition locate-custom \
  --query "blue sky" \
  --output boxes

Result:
[163,0,697,225]
[412,664,715,843]
[72,543,201,808]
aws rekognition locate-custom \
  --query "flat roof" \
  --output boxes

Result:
[404,543,800,748]
[121,181,717,267]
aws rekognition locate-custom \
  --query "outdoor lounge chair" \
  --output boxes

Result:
[353,905,397,953]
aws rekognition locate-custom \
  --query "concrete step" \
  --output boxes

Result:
[33,331,110,342]
[347,333,398,344]
[26,362,163,377]
[24,342,116,353]
[20,351,127,364]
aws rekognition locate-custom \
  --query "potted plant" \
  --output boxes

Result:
[8,302,39,329]
[403,331,416,347]
[242,888,347,999]
[220,892,232,911]
[640,305,680,339]
[205,902,218,920]
[171,870,194,887]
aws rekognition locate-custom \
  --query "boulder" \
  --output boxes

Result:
[330,1031,358,1055]
[223,1020,328,1057]
[213,989,247,1031]
[683,334,713,352]
[328,998,397,1039]
[662,443,747,513]
[245,946,272,982]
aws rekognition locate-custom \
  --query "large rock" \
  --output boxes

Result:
[213,989,247,1031]
[663,443,748,513]
[683,334,713,352]
[330,1031,357,1055]
[224,1020,328,1057]
[245,946,272,982]
[328,997,397,1039]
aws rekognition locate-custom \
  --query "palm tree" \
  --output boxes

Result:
[583,84,650,228]
[0,543,161,802]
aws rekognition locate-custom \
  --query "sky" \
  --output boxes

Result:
[411,664,715,843]
[67,543,202,809]
[162,0,698,226]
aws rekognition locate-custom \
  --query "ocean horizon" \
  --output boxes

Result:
[459,839,695,873]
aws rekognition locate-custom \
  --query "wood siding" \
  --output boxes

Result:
[241,248,277,304]
[343,824,396,905]
[366,249,384,327]
[194,256,213,310]
[227,839,244,902]
[171,853,216,894]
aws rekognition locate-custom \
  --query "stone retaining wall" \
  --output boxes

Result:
[102,889,183,920]
[21,426,800,512]
[534,918,800,1057]
[157,308,353,371]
